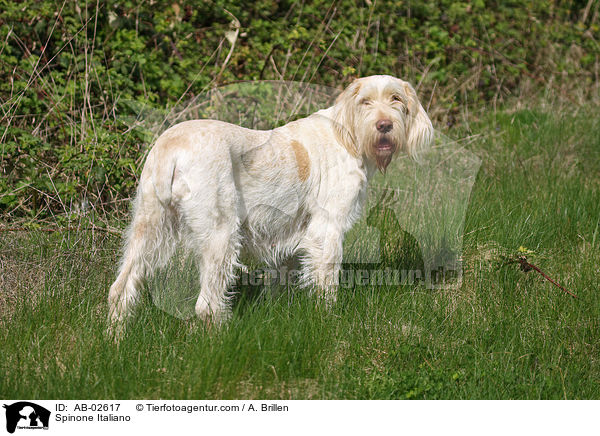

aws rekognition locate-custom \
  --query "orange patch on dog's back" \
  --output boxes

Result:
[290,140,310,182]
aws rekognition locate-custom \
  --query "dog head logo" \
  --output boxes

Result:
[3,402,50,433]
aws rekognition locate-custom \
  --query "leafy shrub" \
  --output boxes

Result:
[1,0,598,217]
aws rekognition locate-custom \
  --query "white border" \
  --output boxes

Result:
[1,400,596,436]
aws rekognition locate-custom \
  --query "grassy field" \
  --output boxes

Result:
[1,106,599,399]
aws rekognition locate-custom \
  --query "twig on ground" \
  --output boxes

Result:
[500,254,577,299]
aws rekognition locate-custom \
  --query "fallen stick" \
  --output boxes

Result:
[515,255,578,299]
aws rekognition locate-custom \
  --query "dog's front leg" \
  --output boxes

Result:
[300,216,345,306]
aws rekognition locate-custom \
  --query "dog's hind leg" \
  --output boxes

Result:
[192,221,241,324]
[107,185,178,338]
[180,169,241,325]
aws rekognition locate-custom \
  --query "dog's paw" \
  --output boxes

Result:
[195,299,231,327]
[314,286,338,309]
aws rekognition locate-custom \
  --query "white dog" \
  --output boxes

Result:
[108,75,433,334]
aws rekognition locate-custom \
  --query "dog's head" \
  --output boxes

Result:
[333,75,433,172]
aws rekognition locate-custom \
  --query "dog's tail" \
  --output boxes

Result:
[145,146,177,207]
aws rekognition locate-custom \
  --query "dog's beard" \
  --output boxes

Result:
[373,136,397,173]
[361,132,398,173]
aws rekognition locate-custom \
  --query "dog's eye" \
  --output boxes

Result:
[359,98,371,105]
[392,95,403,104]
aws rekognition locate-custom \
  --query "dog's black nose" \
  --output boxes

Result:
[376,119,393,133]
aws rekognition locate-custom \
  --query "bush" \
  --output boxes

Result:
[1,0,598,218]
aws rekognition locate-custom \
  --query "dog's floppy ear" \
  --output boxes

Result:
[332,79,362,157]
[403,82,434,160]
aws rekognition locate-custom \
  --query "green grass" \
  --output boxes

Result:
[1,106,599,399]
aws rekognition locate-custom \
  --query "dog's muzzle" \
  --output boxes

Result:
[374,136,397,173]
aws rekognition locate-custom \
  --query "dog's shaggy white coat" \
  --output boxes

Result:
[108,75,433,334]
